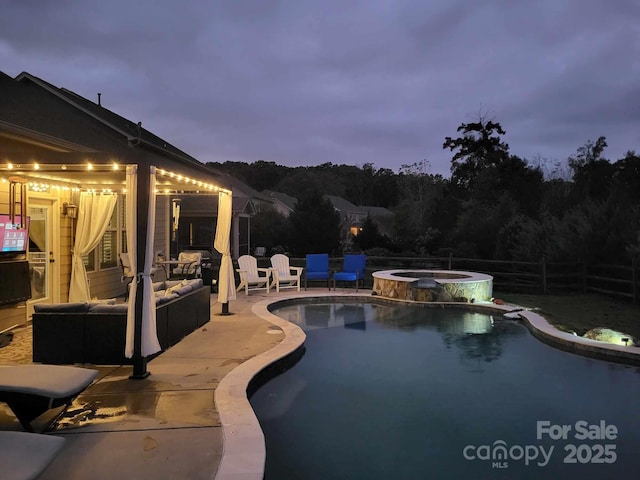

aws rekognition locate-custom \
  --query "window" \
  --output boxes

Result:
[98,205,118,269]
[83,251,96,271]
[83,196,126,271]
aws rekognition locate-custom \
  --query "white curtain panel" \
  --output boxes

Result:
[214,191,236,304]
[125,165,161,358]
[172,199,180,233]
[125,165,138,358]
[69,192,117,302]
[141,167,160,356]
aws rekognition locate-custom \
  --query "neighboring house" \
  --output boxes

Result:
[261,190,297,217]
[325,195,367,249]
[0,70,234,334]
[325,195,394,249]
[359,205,394,238]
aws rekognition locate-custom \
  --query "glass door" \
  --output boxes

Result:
[27,200,58,312]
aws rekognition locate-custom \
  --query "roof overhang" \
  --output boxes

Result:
[0,150,231,195]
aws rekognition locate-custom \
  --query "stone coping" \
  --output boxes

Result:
[372,269,493,283]
[512,308,640,366]
[213,293,640,479]
[442,300,640,365]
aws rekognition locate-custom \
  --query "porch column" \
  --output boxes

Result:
[131,154,151,379]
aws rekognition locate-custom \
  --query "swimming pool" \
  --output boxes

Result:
[250,299,640,480]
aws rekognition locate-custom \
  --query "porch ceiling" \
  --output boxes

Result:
[1,159,230,195]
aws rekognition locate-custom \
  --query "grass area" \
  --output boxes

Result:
[494,291,640,340]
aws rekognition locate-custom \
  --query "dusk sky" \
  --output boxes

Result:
[1,0,638,177]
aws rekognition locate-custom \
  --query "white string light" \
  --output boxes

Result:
[2,162,230,195]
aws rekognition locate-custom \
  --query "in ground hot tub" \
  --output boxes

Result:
[372,270,493,303]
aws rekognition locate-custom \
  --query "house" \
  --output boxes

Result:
[0,70,236,374]
[261,190,298,217]
[325,195,393,249]
[358,205,394,238]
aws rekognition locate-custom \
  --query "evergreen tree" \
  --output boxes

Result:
[288,190,341,255]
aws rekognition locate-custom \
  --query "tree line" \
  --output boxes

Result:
[208,118,640,265]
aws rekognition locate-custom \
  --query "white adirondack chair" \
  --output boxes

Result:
[270,254,303,292]
[236,255,271,295]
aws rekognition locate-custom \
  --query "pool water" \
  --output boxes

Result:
[250,301,640,480]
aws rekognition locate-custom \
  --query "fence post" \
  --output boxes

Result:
[448,252,452,270]
[541,256,547,294]
[581,261,587,294]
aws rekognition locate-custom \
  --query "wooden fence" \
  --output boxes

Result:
[266,255,639,303]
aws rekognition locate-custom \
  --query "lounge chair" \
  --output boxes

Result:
[171,251,203,278]
[270,254,303,292]
[0,431,65,480]
[120,252,161,284]
[0,365,99,432]
[333,254,367,292]
[304,253,332,290]
[236,255,271,295]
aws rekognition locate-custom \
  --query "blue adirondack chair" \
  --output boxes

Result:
[304,253,332,290]
[333,254,366,292]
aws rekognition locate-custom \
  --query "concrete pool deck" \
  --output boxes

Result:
[1,289,639,479]
[0,290,356,480]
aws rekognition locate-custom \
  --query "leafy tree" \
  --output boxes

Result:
[443,119,510,191]
[470,154,544,217]
[392,161,447,253]
[507,213,561,262]
[354,215,388,251]
[568,137,613,201]
[276,168,345,200]
[250,204,289,254]
[611,150,640,203]
[371,167,399,208]
[543,199,629,264]
[568,136,608,173]
[207,160,292,191]
[452,194,518,259]
[540,178,573,217]
[287,190,341,255]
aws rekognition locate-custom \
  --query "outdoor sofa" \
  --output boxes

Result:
[32,278,210,365]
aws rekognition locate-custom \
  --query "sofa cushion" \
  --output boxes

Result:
[88,303,129,313]
[165,279,193,295]
[33,302,89,313]
[156,293,179,304]
[172,285,193,296]
[88,298,116,307]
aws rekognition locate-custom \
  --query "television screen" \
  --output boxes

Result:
[0,215,30,253]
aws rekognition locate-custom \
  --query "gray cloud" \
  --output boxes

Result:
[1,0,638,176]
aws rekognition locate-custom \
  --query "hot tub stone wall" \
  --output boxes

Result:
[372,271,492,303]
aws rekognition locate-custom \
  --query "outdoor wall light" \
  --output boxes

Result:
[62,202,78,218]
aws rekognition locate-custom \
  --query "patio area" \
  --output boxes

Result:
[0,289,367,480]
